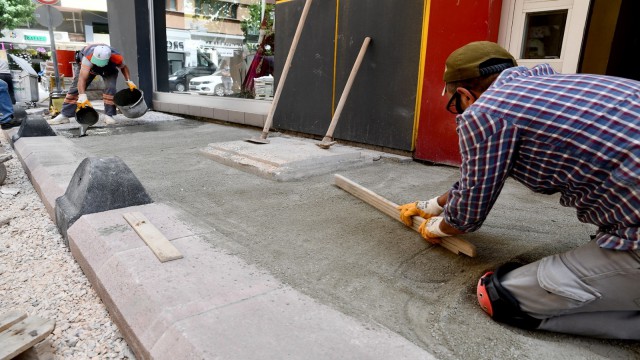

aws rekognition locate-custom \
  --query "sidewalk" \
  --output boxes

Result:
[4,111,639,359]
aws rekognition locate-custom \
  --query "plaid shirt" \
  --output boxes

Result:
[445,64,640,250]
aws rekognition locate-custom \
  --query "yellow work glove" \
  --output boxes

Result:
[397,197,443,226]
[418,217,450,245]
[126,80,137,91]
[77,94,92,108]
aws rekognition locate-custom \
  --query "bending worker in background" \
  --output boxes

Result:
[48,44,136,125]
[398,41,639,339]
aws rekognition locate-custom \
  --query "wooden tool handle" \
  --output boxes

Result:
[334,174,477,257]
[323,37,371,140]
[261,0,313,136]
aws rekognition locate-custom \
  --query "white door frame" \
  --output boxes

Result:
[498,0,591,74]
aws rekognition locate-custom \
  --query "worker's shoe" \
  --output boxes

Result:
[47,114,70,125]
[0,119,21,130]
[101,114,116,125]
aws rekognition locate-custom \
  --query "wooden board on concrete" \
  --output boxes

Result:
[0,311,27,333]
[334,174,476,257]
[123,211,183,263]
[0,315,55,360]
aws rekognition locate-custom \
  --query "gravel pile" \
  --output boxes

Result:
[0,138,135,359]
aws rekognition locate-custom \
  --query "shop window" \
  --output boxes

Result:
[159,1,275,100]
[521,10,568,59]
[58,11,85,34]
[93,23,109,35]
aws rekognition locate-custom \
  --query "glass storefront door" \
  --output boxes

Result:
[160,0,275,100]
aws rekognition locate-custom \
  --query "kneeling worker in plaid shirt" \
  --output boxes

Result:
[398,41,639,339]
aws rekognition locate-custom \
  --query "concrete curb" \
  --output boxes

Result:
[68,203,433,359]
[11,135,87,218]
[5,130,435,359]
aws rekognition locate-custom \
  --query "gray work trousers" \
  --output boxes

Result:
[501,240,640,339]
[61,65,118,118]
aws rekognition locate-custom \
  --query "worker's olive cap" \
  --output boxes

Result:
[443,41,517,83]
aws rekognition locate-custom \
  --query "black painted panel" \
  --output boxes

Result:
[274,0,423,151]
[273,0,336,136]
[334,0,422,150]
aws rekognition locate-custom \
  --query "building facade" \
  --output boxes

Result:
[108,0,638,165]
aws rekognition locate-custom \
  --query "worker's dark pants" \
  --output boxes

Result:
[61,67,118,118]
[501,240,640,339]
[0,72,16,104]
[0,80,14,123]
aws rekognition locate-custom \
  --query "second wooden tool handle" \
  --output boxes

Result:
[334,174,477,257]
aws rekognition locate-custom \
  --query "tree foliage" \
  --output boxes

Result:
[0,0,35,30]
[241,3,274,39]
[193,0,238,21]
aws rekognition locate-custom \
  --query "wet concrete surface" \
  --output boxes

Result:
[56,119,201,138]
[48,116,640,359]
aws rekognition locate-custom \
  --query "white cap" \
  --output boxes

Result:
[91,45,111,67]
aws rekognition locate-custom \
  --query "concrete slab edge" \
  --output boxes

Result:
[200,146,374,182]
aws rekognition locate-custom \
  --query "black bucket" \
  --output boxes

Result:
[75,107,99,136]
[114,88,148,118]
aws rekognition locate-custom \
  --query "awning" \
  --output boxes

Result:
[9,54,38,76]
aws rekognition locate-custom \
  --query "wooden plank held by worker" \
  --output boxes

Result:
[334,174,477,257]
[0,312,55,360]
[123,212,184,263]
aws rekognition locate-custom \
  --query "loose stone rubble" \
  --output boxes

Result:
[0,139,135,359]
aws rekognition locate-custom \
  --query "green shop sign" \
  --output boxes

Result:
[24,35,47,42]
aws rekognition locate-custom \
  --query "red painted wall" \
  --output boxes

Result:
[415,0,502,165]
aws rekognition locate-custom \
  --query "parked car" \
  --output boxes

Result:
[189,70,230,96]
[169,66,216,92]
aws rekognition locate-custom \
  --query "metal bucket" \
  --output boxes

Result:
[75,107,99,136]
[114,88,148,118]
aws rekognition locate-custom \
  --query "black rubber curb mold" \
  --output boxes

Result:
[55,156,153,245]
[11,115,57,144]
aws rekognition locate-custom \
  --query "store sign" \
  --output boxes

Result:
[35,0,60,5]
[167,41,184,51]
[24,35,47,42]
[217,48,235,57]
[0,29,69,45]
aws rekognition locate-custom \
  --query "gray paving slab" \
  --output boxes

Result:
[200,136,376,181]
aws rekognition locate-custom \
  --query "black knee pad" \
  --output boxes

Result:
[477,262,542,330]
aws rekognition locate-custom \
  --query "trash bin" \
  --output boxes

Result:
[9,55,40,105]
[11,70,39,104]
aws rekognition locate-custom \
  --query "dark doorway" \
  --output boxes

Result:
[580,0,640,81]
